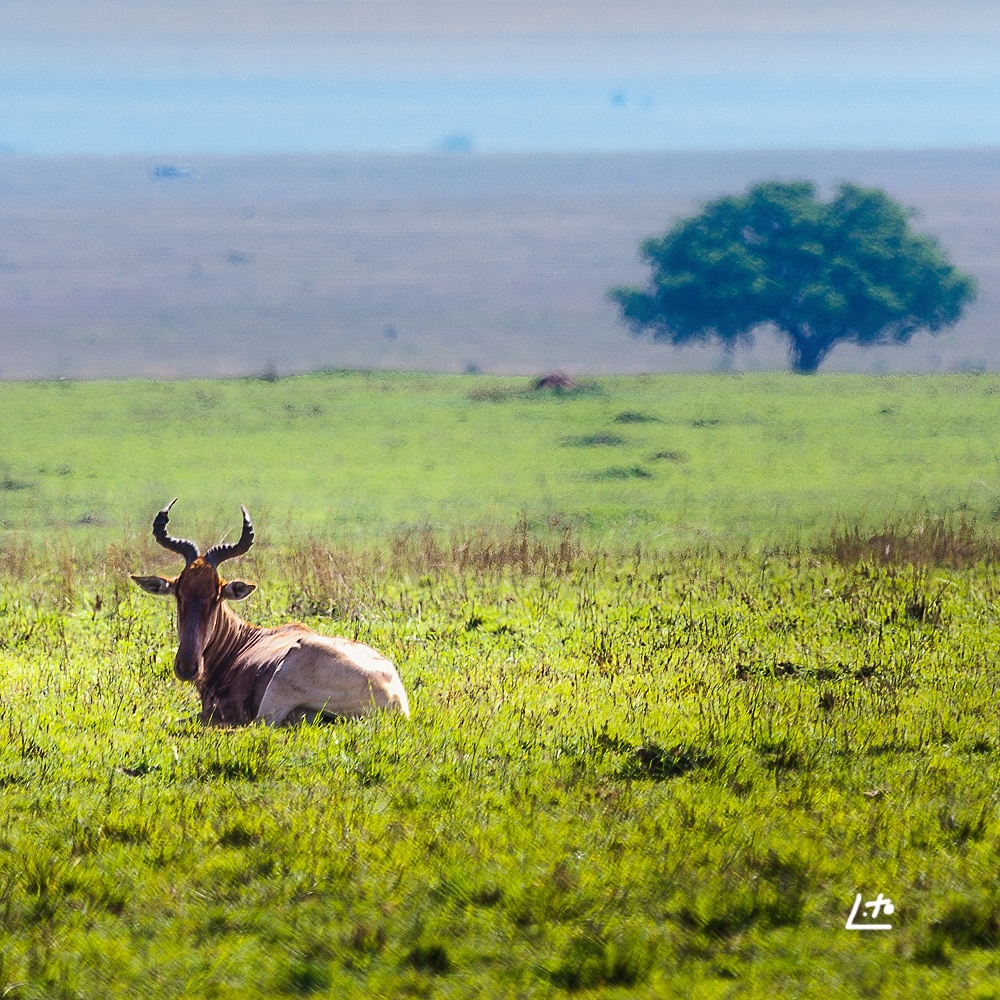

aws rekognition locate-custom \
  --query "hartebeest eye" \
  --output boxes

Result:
[131,574,176,595]
[221,580,256,601]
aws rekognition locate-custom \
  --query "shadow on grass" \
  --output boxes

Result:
[546,930,658,991]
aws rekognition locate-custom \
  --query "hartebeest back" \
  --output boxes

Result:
[131,500,409,725]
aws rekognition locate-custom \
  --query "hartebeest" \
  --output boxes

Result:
[131,500,410,725]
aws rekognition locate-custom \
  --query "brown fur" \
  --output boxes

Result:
[133,509,409,725]
[195,608,310,725]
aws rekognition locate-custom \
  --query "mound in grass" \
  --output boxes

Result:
[534,371,576,391]
[614,410,661,424]
[593,464,653,479]
[468,374,600,402]
[562,433,625,447]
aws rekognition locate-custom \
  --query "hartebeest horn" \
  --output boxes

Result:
[152,499,200,564]
[204,506,255,568]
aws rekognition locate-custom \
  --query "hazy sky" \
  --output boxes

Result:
[7,0,1000,38]
[6,0,1000,76]
[3,1,999,152]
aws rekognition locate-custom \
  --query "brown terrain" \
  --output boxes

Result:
[0,148,997,378]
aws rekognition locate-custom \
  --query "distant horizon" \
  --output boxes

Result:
[4,144,1000,164]
[4,73,1000,156]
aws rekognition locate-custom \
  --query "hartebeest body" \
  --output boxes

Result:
[131,501,409,725]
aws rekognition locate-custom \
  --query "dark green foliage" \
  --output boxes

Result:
[610,181,979,371]
[592,465,652,479]
[613,411,660,424]
[285,958,332,995]
[546,929,658,990]
[403,942,452,975]
[934,896,1000,949]
[913,928,953,967]
[617,741,712,780]
[562,433,624,447]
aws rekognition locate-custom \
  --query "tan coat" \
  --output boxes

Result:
[195,615,410,725]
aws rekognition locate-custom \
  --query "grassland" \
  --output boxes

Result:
[3,371,1000,544]
[5,373,1000,997]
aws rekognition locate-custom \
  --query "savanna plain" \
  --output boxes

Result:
[6,372,1000,997]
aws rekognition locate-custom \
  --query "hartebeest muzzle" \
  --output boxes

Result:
[131,499,257,682]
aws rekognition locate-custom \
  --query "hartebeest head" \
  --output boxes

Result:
[131,499,257,681]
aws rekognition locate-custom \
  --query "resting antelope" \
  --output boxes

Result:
[131,500,410,725]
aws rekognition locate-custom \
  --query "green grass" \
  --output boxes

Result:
[5,532,1000,996]
[3,371,1000,544]
[6,372,1000,996]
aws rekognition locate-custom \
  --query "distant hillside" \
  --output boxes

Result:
[0,149,996,379]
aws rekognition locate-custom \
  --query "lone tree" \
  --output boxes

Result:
[610,181,978,372]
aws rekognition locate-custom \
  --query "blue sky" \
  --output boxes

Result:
[3,1,1000,154]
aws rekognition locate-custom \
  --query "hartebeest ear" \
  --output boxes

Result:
[131,574,176,596]
[221,579,257,601]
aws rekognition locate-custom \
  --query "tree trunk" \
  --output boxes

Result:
[786,326,835,373]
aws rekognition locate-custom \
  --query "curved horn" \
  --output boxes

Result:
[204,506,255,568]
[152,499,200,564]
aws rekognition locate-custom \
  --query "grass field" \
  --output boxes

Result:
[3,371,1000,544]
[5,373,1000,996]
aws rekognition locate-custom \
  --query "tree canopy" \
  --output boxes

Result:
[610,181,979,372]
